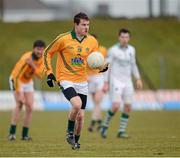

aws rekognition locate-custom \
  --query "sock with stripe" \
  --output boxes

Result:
[118,113,129,134]
[103,110,114,127]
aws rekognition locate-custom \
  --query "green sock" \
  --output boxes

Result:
[75,135,80,143]
[103,110,114,127]
[90,120,96,126]
[67,120,75,133]
[118,113,129,133]
[97,120,102,125]
[9,124,16,135]
[22,127,29,137]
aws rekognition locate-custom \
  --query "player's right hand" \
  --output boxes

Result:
[136,79,143,90]
[99,63,109,73]
[26,58,37,70]
[47,73,56,87]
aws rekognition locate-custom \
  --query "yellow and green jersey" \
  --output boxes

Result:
[43,30,99,82]
[10,51,44,91]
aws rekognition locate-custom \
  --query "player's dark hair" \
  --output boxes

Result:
[33,40,46,48]
[74,12,89,25]
[119,28,131,36]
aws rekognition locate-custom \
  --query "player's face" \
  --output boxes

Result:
[33,47,45,58]
[118,33,130,46]
[75,19,89,36]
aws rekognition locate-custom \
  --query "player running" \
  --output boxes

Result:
[8,40,46,141]
[100,28,143,138]
[43,12,108,150]
[87,34,107,132]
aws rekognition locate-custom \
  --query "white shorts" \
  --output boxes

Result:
[109,77,134,104]
[60,80,88,95]
[88,74,104,93]
[9,78,34,92]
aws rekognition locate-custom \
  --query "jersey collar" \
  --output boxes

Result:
[119,43,128,49]
[71,29,87,43]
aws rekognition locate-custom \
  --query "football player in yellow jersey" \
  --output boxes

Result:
[87,34,108,132]
[8,40,46,141]
[43,12,108,150]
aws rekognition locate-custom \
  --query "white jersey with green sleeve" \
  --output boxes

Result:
[105,43,140,83]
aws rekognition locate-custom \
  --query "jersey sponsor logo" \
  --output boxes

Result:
[71,55,84,66]
[60,53,77,74]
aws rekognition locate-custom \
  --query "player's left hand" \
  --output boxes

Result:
[136,79,143,90]
[47,73,56,87]
[99,63,109,73]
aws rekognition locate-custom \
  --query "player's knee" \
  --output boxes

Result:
[16,102,23,110]
[25,104,33,113]
[16,98,25,106]
[73,103,81,111]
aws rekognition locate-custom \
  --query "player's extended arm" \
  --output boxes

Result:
[101,47,114,78]
[90,36,109,73]
[26,58,37,70]
[43,35,62,87]
[102,48,113,91]
[131,51,143,90]
[102,63,112,92]
[98,48,113,73]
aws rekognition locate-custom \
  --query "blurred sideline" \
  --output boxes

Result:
[0,90,180,111]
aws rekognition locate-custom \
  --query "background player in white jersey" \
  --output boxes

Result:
[101,28,143,138]
[88,34,107,132]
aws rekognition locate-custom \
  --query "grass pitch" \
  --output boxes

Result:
[0,111,180,157]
